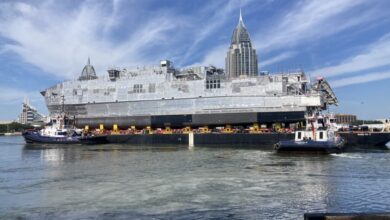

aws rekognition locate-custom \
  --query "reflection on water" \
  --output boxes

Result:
[41,148,65,163]
[22,144,185,165]
[1,136,390,219]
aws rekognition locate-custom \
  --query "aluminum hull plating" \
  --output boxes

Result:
[72,110,305,128]
[46,94,311,127]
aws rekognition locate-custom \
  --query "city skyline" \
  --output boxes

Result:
[0,0,390,120]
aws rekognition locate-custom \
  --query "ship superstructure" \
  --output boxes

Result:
[40,11,337,128]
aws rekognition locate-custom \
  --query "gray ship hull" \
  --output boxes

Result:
[47,95,308,128]
[74,111,305,128]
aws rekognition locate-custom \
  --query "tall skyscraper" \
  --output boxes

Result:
[225,10,258,78]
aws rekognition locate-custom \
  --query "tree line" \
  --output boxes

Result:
[0,122,33,133]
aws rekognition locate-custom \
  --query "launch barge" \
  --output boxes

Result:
[97,132,294,149]
[339,132,390,149]
[83,132,390,150]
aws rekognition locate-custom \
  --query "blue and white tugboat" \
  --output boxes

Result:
[23,95,83,144]
[275,113,344,153]
[23,113,83,144]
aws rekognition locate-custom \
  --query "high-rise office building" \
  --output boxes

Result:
[225,10,258,78]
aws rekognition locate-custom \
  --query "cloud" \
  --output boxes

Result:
[179,0,256,65]
[0,86,42,104]
[0,85,47,119]
[197,44,227,68]
[261,51,297,67]
[330,71,390,88]
[255,0,382,52]
[0,1,182,79]
[312,35,390,78]
[102,0,123,35]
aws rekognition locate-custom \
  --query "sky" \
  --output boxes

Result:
[0,0,389,120]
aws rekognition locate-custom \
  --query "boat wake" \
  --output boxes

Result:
[386,141,390,149]
[330,153,363,159]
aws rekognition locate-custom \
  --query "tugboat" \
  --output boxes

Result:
[23,112,83,144]
[274,113,344,153]
[23,95,82,144]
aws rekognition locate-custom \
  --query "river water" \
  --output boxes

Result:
[1,136,390,219]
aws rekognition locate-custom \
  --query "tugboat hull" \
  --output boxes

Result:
[274,139,344,154]
[22,130,80,144]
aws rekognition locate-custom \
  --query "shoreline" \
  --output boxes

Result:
[0,132,22,136]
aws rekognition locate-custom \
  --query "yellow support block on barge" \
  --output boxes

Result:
[249,123,261,133]
[222,125,233,133]
[183,127,192,134]
[199,126,210,134]
[145,126,152,134]
[112,124,119,134]
[163,127,172,134]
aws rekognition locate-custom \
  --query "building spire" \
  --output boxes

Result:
[239,8,243,23]
[87,56,90,65]
[238,7,245,27]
